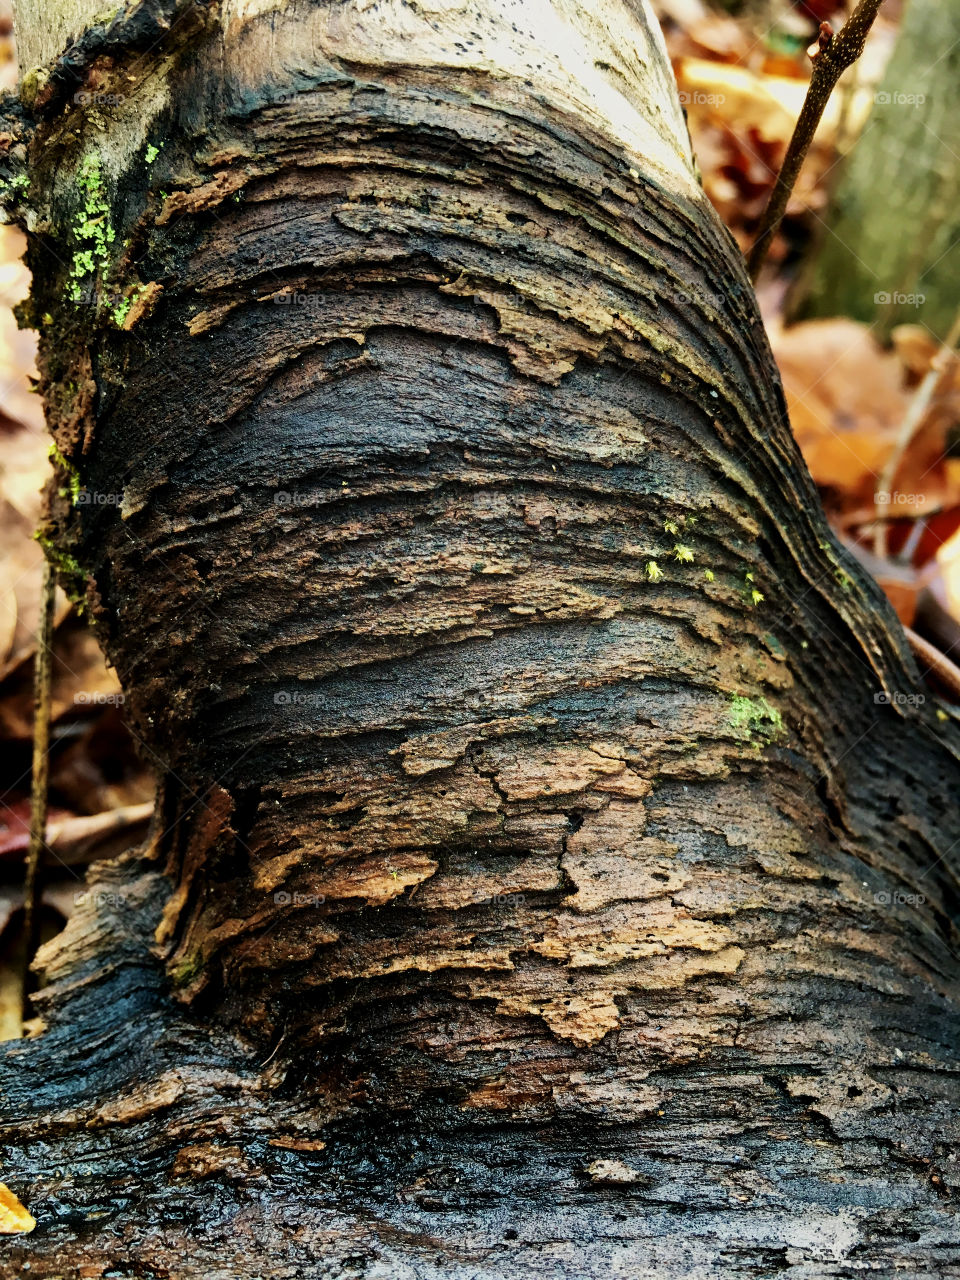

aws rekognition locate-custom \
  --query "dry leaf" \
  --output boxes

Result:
[891,324,940,381]
[0,1182,36,1234]
[769,317,957,522]
[770,319,909,495]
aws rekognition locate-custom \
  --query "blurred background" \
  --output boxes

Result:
[1,0,958,1035]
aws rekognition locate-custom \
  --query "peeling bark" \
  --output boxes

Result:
[1,1,959,1275]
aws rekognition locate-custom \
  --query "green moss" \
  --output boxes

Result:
[48,443,82,504]
[144,143,161,165]
[740,570,765,607]
[34,531,88,613]
[109,282,153,328]
[68,154,117,304]
[4,172,29,196]
[818,539,854,593]
[170,954,203,987]
[19,67,48,110]
[111,296,132,326]
[729,694,785,741]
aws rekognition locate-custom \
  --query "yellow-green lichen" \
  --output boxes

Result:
[729,694,785,741]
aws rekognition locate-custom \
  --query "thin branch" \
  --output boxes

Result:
[19,554,56,1028]
[905,626,960,704]
[873,307,960,558]
[746,0,886,282]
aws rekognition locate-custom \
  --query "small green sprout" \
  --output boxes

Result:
[673,544,694,563]
[144,143,161,165]
[703,569,715,582]
[111,296,132,327]
[750,589,764,606]
[646,560,664,582]
[663,519,679,536]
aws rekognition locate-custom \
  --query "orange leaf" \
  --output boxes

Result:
[0,1183,36,1234]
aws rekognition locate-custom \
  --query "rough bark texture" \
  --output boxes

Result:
[791,0,960,341]
[1,1,959,1275]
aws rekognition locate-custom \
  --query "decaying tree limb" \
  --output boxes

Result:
[0,1,958,1275]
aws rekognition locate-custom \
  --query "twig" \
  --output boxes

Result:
[1,801,155,867]
[904,626,960,704]
[19,555,56,1028]
[746,0,886,282]
[873,308,960,558]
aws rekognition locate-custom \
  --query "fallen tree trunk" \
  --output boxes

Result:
[1,1,959,1274]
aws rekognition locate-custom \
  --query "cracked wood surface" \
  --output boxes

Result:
[2,0,959,1275]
